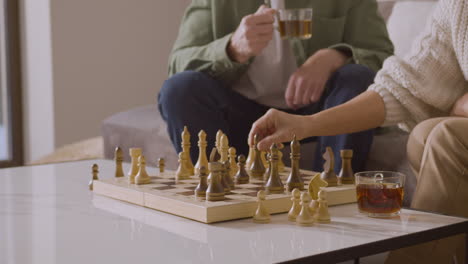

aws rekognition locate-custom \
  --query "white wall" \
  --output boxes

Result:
[50,0,190,148]
[20,0,55,163]
[21,0,190,162]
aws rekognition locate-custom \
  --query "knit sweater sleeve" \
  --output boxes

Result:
[368,0,467,131]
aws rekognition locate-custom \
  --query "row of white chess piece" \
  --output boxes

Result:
[253,188,331,226]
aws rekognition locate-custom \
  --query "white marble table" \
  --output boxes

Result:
[1,160,467,264]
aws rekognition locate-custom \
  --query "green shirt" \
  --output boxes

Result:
[168,0,394,83]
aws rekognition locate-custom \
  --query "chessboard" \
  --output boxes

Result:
[93,167,356,224]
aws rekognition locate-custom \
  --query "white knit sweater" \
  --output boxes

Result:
[369,0,468,131]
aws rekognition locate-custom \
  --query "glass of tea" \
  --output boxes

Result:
[277,8,313,39]
[355,171,405,218]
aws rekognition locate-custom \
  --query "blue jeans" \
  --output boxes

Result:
[158,64,375,172]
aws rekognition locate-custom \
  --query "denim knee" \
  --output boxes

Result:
[333,64,376,95]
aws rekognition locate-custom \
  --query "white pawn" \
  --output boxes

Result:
[288,188,301,221]
[296,192,314,226]
[314,190,331,223]
[309,198,319,216]
[135,155,151,185]
[253,190,270,223]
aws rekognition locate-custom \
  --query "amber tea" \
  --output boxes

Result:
[357,183,404,215]
[355,171,405,218]
[277,8,313,39]
[278,20,312,39]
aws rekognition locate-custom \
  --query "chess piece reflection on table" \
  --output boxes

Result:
[195,130,209,175]
[181,126,195,175]
[228,147,238,177]
[286,135,304,191]
[265,144,284,194]
[288,188,301,221]
[206,162,225,201]
[128,148,142,184]
[114,147,124,178]
[89,163,99,190]
[338,149,354,184]
[249,134,266,180]
[176,152,191,181]
[320,147,339,187]
[158,158,165,173]
[234,155,250,184]
[314,190,331,223]
[135,155,151,185]
[296,192,314,226]
[253,190,270,223]
[194,165,208,198]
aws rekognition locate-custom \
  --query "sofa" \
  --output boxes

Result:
[102,0,438,206]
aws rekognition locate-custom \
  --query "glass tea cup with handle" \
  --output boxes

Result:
[355,171,406,218]
[264,0,313,40]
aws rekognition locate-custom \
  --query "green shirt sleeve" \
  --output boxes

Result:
[329,0,394,72]
[168,0,249,83]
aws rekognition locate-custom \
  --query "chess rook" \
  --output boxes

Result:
[249,134,266,180]
[195,130,209,175]
[194,165,208,198]
[234,155,250,184]
[135,155,151,185]
[114,147,124,177]
[128,148,142,184]
[321,147,339,187]
[206,162,225,201]
[338,149,354,184]
[286,135,304,191]
[265,144,284,194]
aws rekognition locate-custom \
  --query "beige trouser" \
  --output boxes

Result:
[385,117,468,264]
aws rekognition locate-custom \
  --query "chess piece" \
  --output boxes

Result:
[309,198,319,216]
[253,190,270,223]
[249,134,266,179]
[215,130,223,154]
[89,164,99,190]
[228,147,239,177]
[246,144,255,171]
[265,144,284,194]
[261,151,268,168]
[135,155,151,185]
[181,126,195,175]
[278,143,285,173]
[128,148,142,184]
[195,130,209,175]
[219,134,229,163]
[338,149,354,184]
[223,160,235,190]
[314,190,331,223]
[288,188,301,221]
[176,152,191,180]
[263,153,271,181]
[286,135,304,191]
[206,162,225,201]
[308,173,328,200]
[234,154,249,184]
[209,147,220,162]
[114,147,124,177]
[194,165,208,198]
[158,158,165,173]
[320,147,339,187]
[296,192,314,226]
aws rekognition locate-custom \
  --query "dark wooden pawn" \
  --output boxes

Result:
[234,155,249,184]
[194,166,209,198]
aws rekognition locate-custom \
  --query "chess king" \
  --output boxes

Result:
[158,0,393,174]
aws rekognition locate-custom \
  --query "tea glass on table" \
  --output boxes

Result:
[355,171,406,218]
[277,8,313,39]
